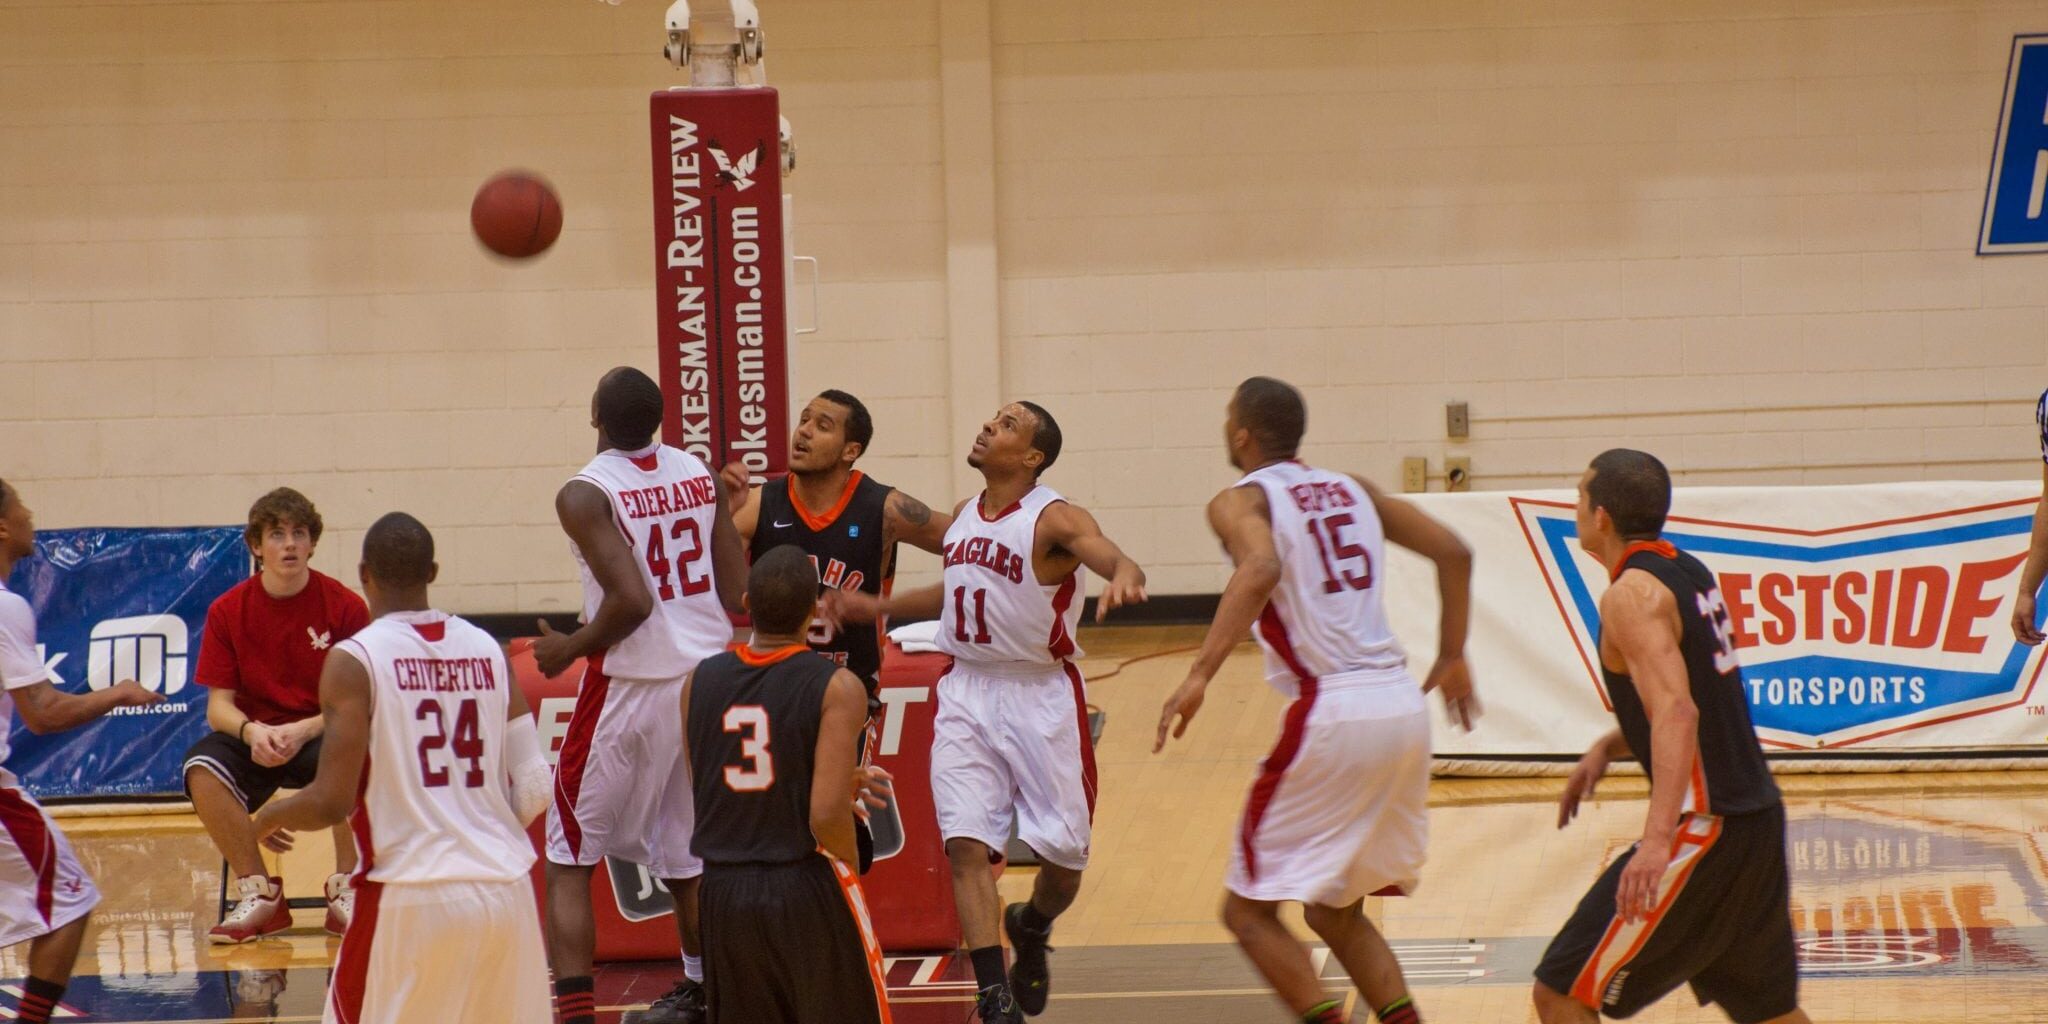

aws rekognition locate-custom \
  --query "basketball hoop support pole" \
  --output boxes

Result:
[647,0,799,481]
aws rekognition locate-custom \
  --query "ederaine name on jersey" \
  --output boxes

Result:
[337,611,534,885]
[935,486,1086,666]
[572,445,734,680]
[1236,462,1405,697]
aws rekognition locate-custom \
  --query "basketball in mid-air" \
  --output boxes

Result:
[470,171,563,259]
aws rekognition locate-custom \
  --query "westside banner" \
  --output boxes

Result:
[5,527,247,798]
[649,86,791,478]
[1379,482,2048,761]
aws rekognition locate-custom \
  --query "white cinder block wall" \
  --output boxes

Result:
[3,0,2045,606]
[995,0,2048,593]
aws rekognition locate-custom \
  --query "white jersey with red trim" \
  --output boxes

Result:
[571,444,733,681]
[1236,462,1405,698]
[935,486,1086,666]
[338,610,534,886]
[0,583,56,773]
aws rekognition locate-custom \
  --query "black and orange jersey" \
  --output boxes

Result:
[752,472,895,683]
[1601,541,1781,817]
[687,644,840,865]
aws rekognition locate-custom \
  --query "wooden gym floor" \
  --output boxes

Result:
[11,626,2048,1022]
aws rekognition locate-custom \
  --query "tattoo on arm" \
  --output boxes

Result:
[891,491,933,528]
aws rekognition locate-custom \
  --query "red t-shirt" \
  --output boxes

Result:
[195,570,371,726]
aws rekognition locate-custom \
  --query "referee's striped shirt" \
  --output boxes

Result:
[2037,388,2048,463]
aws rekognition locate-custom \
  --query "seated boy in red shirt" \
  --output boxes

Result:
[181,488,370,943]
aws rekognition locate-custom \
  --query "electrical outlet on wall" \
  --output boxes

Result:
[1401,457,1427,493]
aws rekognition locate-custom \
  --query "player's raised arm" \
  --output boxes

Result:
[1599,572,1699,924]
[532,480,654,678]
[718,460,764,545]
[1038,502,1148,621]
[809,669,868,866]
[708,469,749,614]
[253,647,373,839]
[8,678,162,735]
[886,488,954,555]
[1356,475,1478,730]
[1155,486,1280,752]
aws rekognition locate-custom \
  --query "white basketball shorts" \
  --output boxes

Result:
[546,657,702,880]
[0,785,99,949]
[325,877,550,1024]
[1228,667,1431,907]
[931,660,1097,871]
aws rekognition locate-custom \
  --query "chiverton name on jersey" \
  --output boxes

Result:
[392,656,500,694]
[943,536,1026,585]
[615,477,719,521]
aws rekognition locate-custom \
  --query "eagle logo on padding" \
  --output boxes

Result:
[709,142,763,192]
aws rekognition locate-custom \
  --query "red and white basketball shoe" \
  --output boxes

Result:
[323,873,355,936]
[210,875,291,944]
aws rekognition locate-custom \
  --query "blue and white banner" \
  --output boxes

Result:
[1979,34,2048,254]
[1383,483,2048,757]
[5,527,248,799]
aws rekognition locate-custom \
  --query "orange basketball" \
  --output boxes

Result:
[470,171,563,259]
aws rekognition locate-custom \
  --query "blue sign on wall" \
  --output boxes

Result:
[1980,34,2048,254]
[6,527,247,799]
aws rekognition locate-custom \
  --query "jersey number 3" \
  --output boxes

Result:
[722,705,775,792]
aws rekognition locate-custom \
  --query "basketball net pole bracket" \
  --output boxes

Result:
[664,0,764,85]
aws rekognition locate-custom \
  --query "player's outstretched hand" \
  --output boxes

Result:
[718,461,753,511]
[1153,675,1208,753]
[1422,654,1479,732]
[110,679,165,708]
[2015,592,2044,646]
[1615,832,1673,924]
[1097,567,1149,623]
[251,806,295,854]
[531,619,578,678]
[853,765,894,821]
[1557,748,1608,829]
[823,589,881,626]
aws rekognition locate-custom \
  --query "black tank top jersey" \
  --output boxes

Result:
[1602,543,1782,817]
[751,472,895,683]
[688,645,840,865]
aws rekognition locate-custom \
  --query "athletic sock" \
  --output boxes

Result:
[1017,901,1054,935]
[681,953,703,984]
[553,975,596,1024]
[1378,994,1421,1024]
[969,944,1008,991]
[16,977,64,1024]
[1300,999,1344,1024]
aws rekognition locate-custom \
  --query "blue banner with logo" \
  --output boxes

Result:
[1979,34,2048,254]
[5,527,248,799]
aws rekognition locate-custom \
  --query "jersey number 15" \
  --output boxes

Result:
[1306,513,1373,594]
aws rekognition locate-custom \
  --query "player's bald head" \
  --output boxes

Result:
[362,512,437,590]
[1232,376,1307,459]
[594,366,665,450]
[746,544,820,636]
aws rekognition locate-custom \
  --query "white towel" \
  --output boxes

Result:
[888,619,944,654]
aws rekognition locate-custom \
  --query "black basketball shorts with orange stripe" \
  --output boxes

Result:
[1534,802,1798,1022]
[699,856,892,1024]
